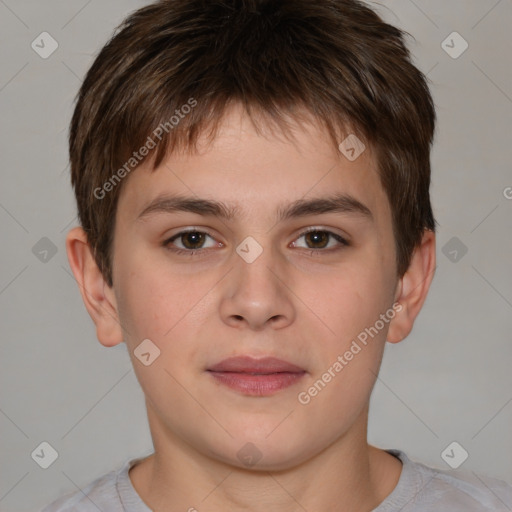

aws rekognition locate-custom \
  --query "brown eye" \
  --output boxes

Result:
[304,231,330,249]
[163,229,218,253]
[180,231,206,249]
[292,229,349,252]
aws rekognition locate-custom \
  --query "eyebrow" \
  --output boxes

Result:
[136,193,373,223]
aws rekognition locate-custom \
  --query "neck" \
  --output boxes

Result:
[129,404,402,512]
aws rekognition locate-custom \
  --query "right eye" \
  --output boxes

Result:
[162,229,222,254]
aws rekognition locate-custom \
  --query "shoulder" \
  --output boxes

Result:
[423,466,512,511]
[39,461,130,512]
[389,449,512,511]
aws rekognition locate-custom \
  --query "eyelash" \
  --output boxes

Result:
[162,227,349,257]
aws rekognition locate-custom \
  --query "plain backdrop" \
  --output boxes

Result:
[0,1,511,511]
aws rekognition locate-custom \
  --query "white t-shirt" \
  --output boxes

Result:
[40,449,512,511]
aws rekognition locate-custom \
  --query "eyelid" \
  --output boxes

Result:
[293,226,350,248]
[164,227,220,249]
[296,226,349,240]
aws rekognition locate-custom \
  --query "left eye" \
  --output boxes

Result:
[292,229,348,251]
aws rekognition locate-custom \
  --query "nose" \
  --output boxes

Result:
[219,242,296,331]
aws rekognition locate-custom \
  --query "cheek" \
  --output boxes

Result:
[114,255,213,346]
[114,262,211,396]
[298,267,392,415]
[305,256,393,345]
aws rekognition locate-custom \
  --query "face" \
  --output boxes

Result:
[109,104,400,470]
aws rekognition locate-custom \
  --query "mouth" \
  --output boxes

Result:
[206,356,306,396]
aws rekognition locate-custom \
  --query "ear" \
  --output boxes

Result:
[65,226,124,347]
[387,230,436,343]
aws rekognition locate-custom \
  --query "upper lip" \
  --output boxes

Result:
[207,356,305,374]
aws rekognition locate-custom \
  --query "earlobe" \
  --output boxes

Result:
[65,226,124,347]
[387,230,436,344]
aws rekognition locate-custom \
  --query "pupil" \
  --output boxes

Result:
[307,231,328,248]
[183,232,204,249]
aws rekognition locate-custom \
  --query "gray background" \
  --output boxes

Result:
[0,1,511,510]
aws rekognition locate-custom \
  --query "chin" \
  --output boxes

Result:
[206,432,317,472]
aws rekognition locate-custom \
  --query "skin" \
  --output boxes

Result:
[66,103,436,511]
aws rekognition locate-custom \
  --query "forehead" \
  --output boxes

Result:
[116,104,391,229]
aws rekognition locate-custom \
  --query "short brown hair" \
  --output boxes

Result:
[69,0,436,287]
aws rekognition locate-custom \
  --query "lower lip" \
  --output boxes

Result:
[208,371,306,396]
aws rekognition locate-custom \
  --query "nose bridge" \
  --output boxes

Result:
[236,237,280,295]
[219,235,295,329]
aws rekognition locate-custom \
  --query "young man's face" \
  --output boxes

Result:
[83,104,415,469]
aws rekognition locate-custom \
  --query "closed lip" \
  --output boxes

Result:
[207,356,305,374]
